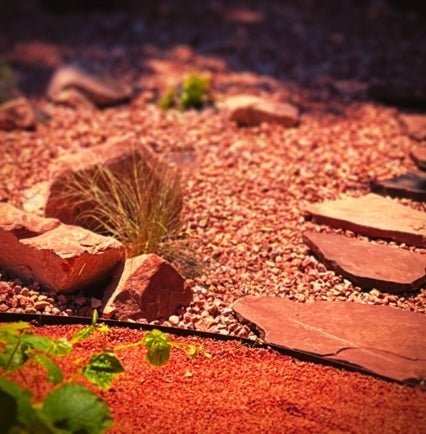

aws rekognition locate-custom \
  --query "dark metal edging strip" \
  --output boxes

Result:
[0,312,421,389]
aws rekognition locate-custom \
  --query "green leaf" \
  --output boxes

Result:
[0,341,29,372]
[41,383,113,434]
[142,330,171,367]
[20,334,72,357]
[187,345,197,358]
[0,377,35,430]
[82,352,124,390]
[71,326,95,344]
[91,309,99,326]
[32,353,63,384]
[0,323,29,344]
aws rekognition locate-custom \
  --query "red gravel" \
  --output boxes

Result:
[7,324,426,434]
[0,1,425,332]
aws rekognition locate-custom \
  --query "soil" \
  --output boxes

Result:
[8,324,426,434]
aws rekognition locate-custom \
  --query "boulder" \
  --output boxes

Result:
[303,231,426,293]
[371,172,426,202]
[411,146,426,171]
[0,204,125,293]
[223,95,299,127]
[102,254,192,322]
[0,97,36,131]
[305,194,426,248]
[233,295,426,386]
[399,113,426,141]
[23,139,181,230]
[47,63,132,107]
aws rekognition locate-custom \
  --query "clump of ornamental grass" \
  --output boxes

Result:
[0,62,16,104]
[62,156,182,258]
[160,73,213,111]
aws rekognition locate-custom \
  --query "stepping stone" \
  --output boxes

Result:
[0,203,124,293]
[371,172,426,202]
[0,97,36,131]
[399,113,426,141]
[233,295,426,385]
[47,62,132,107]
[305,194,426,248]
[102,254,192,322]
[223,95,299,127]
[303,231,426,293]
[411,146,426,171]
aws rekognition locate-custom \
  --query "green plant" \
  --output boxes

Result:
[160,73,213,111]
[0,313,208,434]
[0,62,16,104]
[61,155,182,258]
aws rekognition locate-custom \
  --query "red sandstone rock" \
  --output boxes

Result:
[102,254,192,322]
[51,87,96,110]
[303,231,426,293]
[47,63,132,107]
[371,172,426,202]
[399,113,426,141]
[28,139,181,229]
[223,95,299,127]
[0,202,60,238]
[233,295,426,385]
[0,204,124,293]
[0,97,36,131]
[305,194,426,248]
[411,146,426,171]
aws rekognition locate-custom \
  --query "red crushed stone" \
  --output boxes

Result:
[7,324,426,434]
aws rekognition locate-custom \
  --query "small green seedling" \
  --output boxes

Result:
[0,315,207,434]
[0,62,16,104]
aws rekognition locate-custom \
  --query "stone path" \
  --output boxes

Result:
[303,231,426,293]
[371,172,426,202]
[233,295,426,386]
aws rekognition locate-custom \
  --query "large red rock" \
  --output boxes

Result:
[233,295,426,386]
[371,172,426,202]
[0,97,36,131]
[305,194,426,248]
[0,204,125,293]
[303,231,426,293]
[47,63,132,107]
[411,146,426,171]
[24,139,181,230]
[102,254,192,322]
[223,95,299,127]
[399,113,426,141]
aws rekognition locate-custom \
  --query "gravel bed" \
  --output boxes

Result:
[0,0,425,335]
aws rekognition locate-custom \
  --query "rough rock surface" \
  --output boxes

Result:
[25,139,180,229]
[0,97,36,131]
[102,253,192,322]
[400,113,426,141]
[233,295,426,385]
[0,204,124,293]
[305,194,426,248]
[303,231,426,293]
[47,63,132,107]
[371,172,426,202]
[411,146,426,171]
[223,95,299,127]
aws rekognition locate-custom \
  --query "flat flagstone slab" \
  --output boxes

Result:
[233,295,426,385]
[411,146,426,171]
[371,172,426,202]
[400,113,426,141]
[305,194,426,248]
[303,231,426,293]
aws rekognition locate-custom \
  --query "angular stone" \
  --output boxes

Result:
[233,295,426,385]
[399,113,426,141]
[305,194,426,248]
[223,95,299,127]
[0,97,36,131]
[411,146,426,171]
[0,202,60,238]
[29,140,181,230]
[303,231,426,293]
[0,205,124,293]
[371,172,426,202]
[51,87,96,110]
[47,63,132,107]
[102,254,192,322]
